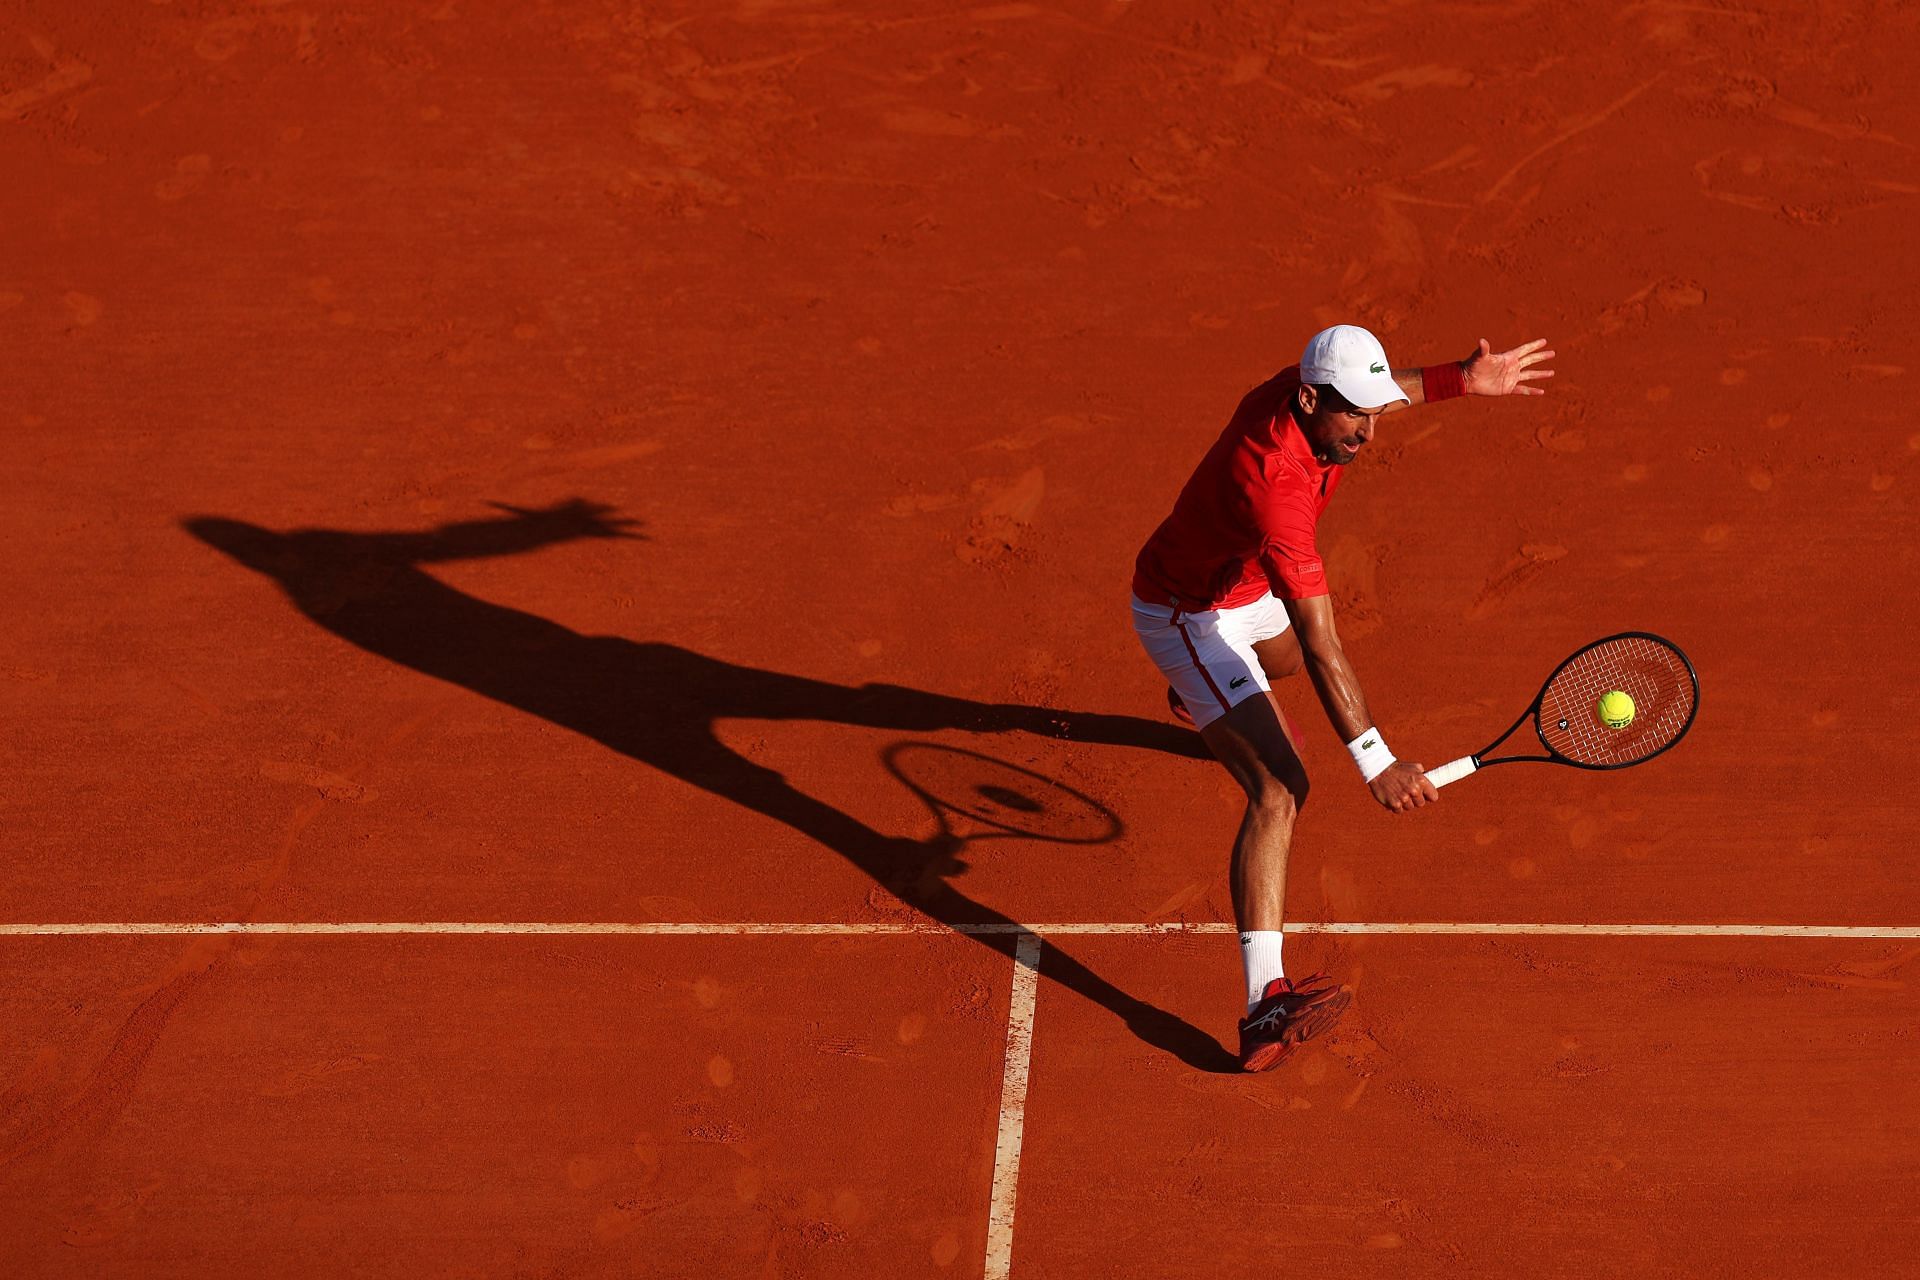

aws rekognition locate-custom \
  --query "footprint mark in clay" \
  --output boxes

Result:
[0,38,92,122]
[957,467,1044,565]
[1467,544,1567,620]
[1535,421,1585,453]
[1595,279,1705,336]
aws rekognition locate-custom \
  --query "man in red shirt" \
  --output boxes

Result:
[1131,324,1555,1070]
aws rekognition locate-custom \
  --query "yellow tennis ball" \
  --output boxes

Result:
[1598,690,1635,730]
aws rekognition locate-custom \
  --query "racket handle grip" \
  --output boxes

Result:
[1424,756,1478,789]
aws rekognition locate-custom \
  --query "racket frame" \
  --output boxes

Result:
[1428,630,1699,785]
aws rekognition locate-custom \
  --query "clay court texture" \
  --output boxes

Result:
[3,2,1918,1276]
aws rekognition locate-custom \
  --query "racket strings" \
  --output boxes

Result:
[1538,636,1695,766]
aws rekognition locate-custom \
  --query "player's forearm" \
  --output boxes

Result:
[1300,641,1377,743]
[1303,641,1406,786]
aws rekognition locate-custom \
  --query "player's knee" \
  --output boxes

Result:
[1261,755,1309,812]
[1249,773,1302,825]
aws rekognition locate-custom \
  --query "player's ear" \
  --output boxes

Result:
[1296,383,1318,417]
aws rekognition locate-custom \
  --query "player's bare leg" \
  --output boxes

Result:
[1250,628,1304,685]
[1198,688,1349,1070]
[1199,692,1307,932]
[1249,625,1310,756]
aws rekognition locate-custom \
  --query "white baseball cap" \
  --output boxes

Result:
[1299,324,1408,409]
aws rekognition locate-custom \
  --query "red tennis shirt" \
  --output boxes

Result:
[1131,366,1341,610]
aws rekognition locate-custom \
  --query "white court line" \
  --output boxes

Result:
[983,932,1041,1280]
[1,921,1917,937]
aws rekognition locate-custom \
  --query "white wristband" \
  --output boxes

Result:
[1346,726,1395,783]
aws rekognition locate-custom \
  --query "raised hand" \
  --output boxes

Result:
[1462,337,1555,397]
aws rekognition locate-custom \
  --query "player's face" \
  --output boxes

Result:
[1301,388,1389,466]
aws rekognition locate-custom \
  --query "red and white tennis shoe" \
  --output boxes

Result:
[1237,974,1351,1072]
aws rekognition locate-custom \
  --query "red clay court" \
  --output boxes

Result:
[4,3,1918,1276]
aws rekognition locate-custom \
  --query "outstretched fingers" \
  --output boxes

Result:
[1508,339,1555,395]
[1464,336,1557,396]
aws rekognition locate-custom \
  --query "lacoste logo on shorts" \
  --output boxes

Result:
[1229,675,1251,689]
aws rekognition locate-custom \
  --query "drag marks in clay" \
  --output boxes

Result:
[0,38,91,122]
[1466,544,1568,621]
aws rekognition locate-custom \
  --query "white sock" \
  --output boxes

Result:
[1240,930,1286,1013]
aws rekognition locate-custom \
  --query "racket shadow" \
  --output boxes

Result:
[183,502,1237,1074]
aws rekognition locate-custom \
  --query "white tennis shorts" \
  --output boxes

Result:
[1130,591,1292,730]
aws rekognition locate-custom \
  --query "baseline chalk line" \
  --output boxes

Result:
[983,932,1041,1280]
[0,921,1916,938]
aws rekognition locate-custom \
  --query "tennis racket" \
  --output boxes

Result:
[1424,631,1699,789]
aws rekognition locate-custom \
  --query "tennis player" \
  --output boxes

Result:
[1131,324,1555,1070]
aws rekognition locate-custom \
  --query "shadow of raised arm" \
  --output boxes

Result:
[182,501,640,575]
[396,500,644,563]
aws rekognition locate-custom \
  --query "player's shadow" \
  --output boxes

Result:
[182,500,1239,1073]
